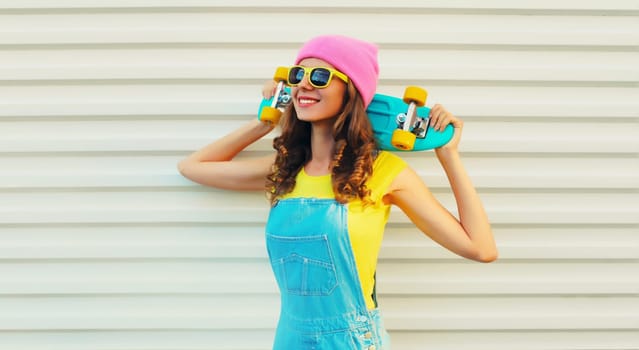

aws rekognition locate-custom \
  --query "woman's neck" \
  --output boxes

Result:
[305,121,335,176]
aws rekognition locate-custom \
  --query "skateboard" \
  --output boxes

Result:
[258,67,453,152]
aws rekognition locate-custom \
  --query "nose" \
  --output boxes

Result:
[297,71,315,90]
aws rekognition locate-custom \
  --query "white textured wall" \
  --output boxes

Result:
[0,1,638,349]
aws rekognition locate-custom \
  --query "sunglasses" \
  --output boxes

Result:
[287,66,349,89]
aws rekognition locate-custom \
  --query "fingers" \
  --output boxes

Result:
[262,80,278,99]
[429,104,462,132]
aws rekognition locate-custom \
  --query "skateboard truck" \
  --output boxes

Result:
[391,86,429,151]
[396,113,428,139]
[259,66,291,125]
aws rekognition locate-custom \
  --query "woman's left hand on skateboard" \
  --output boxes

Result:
[262,80,278,99]
[429,104,463,151]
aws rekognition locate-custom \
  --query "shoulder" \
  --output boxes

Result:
[372,151,408,174]
[365,151,409,201]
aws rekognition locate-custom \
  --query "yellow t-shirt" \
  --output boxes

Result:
[281,151,407,309]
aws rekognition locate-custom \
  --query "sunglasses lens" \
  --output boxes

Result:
[310,68,331,87]
[288,67,305,85]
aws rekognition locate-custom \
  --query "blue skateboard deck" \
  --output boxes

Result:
[367,92,454,151]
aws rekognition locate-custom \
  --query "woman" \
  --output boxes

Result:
[178,35,497,350]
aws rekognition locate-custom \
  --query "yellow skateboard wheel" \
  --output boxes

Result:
[403,86,428,107]
[273,66,289,82]
[391,129,416,151]
[260,106,282,125]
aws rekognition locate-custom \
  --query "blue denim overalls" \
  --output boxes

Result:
[265,198,390,350]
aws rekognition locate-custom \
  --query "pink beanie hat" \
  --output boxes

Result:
[295,35,379,108]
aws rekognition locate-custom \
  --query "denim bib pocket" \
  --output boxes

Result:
[266,233,338,296]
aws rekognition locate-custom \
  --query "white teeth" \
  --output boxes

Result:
[299,98,318,104]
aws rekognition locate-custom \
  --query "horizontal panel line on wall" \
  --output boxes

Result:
[0,294,634,307]
[0,186,636,196]
[0,78,636,88]
[1,69,635,85]
[0,151,635,159]
[3,33,633,49]
[2,112,634,123]
[0,6,637,16]
[0,257,272,264]
[0,256,633,268]
[0,221,634,230]
[393,258,637,265]
[1,43,637,53]
[0,150,634,163]
[2,182,634,192]
[1,0,638,12]
[0,218,634,227]
[0,151,637,162]
[2,115,633,124]
[0,255,633,264]
[0,221,633,234]
[0,256,636,264]
[0,291,636,298]
[0,326,632,334]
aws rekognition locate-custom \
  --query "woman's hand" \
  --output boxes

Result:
[429,104,463,154]
[262,80,278,99]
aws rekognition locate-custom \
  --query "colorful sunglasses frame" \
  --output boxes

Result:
[287,65,350,88]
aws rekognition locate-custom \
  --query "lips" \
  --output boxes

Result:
[297,96,320,107]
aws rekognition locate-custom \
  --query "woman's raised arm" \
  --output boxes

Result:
[177,119,275,191]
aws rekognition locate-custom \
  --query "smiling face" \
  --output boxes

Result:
[291,58,347,123]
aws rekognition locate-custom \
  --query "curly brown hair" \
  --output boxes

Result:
[266,81,378,205]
